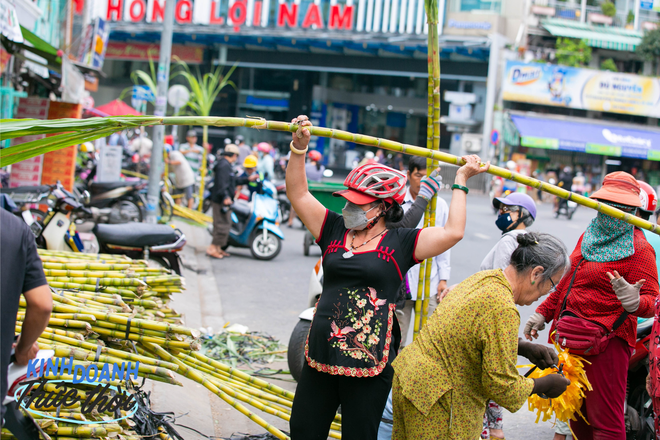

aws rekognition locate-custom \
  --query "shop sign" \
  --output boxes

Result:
[105,42,204,63]
[503,60,660,118]
[104,0,376,32]
[447,19,491,30]
[510,114,660,161]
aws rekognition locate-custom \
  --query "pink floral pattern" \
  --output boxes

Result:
[306,287,395,377]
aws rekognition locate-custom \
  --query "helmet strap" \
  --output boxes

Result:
[366,202,391,230]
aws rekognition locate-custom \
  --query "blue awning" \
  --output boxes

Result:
[509,113,660,160]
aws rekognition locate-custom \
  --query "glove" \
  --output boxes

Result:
[523,312,547,340]
[419,169,442,202]
[608,271,644,313]
[518,341,558,370]
[532,374,571,399]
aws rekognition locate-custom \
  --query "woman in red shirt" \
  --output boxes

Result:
[524,171,659,440]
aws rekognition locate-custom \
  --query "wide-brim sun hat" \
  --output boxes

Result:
[493,193,537,219]
[333,163,407,206]
[589,171,641,207]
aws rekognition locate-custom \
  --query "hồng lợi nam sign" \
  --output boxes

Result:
[502,61,660,118]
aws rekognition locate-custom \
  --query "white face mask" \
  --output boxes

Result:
[342,202,379,230]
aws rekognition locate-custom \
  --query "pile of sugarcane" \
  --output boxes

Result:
[4,249,318,440]
[171,204,212,226]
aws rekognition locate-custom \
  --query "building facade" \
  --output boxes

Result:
[91,0,527,169]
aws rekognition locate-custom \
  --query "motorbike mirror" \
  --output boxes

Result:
[323,169,334,178]
[82,190,91,205]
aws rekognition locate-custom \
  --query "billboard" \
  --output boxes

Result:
[502,61,660,118]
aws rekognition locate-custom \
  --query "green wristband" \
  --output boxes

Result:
[451,184,469,194]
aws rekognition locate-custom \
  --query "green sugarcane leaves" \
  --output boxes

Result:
[201,330,287,369]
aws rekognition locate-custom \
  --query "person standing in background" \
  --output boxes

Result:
[1,209,53,426]
[236,135,251,166]
[305,150,325,183]
[166,146,196,209]
[207,144,239,259]
[397,157,449,346]
[393,153,405,172]
[180,130,205,175]
[256,143,275,180]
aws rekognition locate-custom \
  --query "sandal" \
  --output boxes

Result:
[206,251,224,259]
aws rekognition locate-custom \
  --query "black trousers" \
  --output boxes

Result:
[290,363,393,440]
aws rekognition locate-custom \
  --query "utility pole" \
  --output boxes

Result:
[145,0,175,223]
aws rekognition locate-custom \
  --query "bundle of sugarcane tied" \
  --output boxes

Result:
[6,249,325,440]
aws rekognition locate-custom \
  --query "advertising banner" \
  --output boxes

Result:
[510,114,660,161]
[502,61,660,118]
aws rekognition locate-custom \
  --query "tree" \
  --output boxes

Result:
[637,28,660,62]
[555,38,592,67]
[600,58,618,71]
[626,10,634,24]
[173,59,238,211]
[600,1,616,17]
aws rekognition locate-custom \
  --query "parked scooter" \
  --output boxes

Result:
[12,183,186,275]
[220,180,284,260]
[76,164,147,223]
[555,198,578,220]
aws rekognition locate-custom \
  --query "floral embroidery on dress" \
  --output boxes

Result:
[327,287,386,364]
[305,287,396,378]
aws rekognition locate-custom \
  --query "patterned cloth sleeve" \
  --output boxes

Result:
[479,305,535,411]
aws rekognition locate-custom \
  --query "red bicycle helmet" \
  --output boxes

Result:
[334,163,407,205]
[638,180,657,214]
[308,150,323,162]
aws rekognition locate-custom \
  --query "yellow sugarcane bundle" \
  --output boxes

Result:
[526,342,592,425]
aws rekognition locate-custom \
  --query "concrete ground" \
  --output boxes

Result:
[150,192,594,439]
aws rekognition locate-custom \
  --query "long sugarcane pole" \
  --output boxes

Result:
[414,0,441,340]
[3,116,659,234]
[197,125,209,211]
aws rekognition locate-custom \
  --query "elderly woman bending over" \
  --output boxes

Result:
[392,232,571,440]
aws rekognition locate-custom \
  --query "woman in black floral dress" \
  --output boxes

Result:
[286,114,489,440]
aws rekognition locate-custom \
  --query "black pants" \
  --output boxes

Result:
[290,363,393,440]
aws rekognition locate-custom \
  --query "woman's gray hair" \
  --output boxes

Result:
[520,208,535,227]
[509,232,570,281]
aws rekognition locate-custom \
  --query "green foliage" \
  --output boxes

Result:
[627,10,634,24]
[555,38,592,67]
[637,28,660,62]
[600,58,618,71]
[600,1,616,17]
[172,59,238,118]
[201,330,287,369]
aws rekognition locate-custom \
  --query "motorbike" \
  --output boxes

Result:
[625,317,655,440]
[287,258,323,381]
[555,198,579,220]
[274,181,291,224]
[76,163,147,224]
[9,183,186,275]
[219,180,284,260]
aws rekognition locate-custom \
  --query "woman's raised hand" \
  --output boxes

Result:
[456,155,490,184]
[291,115,312,150]
[606,270,644,313]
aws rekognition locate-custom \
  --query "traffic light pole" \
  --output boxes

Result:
[145,0,175,223]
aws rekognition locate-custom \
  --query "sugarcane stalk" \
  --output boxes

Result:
[142,343,289,440]
[48,282,138,298]
[89,327,199,350]
[7,115,655,233]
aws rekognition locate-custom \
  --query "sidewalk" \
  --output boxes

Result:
[147,221,294,439]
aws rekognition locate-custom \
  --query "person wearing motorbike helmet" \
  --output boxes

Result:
[286,114,489,440]
[306,150,325,182]
[256,142,275,180]
[235,155,262,200]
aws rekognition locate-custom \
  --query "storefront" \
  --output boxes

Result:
[501,60,660,188]
[93,0,492,169]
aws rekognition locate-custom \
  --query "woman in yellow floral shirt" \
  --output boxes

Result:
[392,232,572,439]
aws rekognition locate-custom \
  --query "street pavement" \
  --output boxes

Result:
[206,191,596,439]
